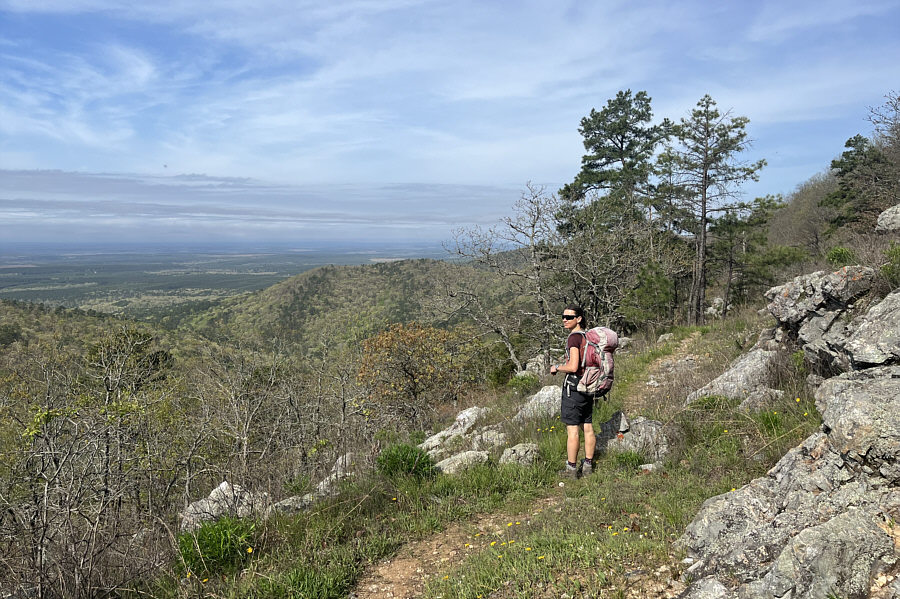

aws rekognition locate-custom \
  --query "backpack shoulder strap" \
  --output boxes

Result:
[568,330,588,367]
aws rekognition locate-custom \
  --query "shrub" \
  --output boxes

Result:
[880,242,900,289]
[178,516,258,576]
[376,443,437,480]
[826,246,856,267]
[0,323,22,347]
[506,371,540,396]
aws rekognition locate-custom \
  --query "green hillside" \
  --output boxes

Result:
[180,258,505,350]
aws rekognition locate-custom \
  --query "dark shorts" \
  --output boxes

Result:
[560,375,594,425]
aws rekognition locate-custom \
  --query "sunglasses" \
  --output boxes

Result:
[562,314,577,321]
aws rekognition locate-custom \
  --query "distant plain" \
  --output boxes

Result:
[0,242,446,322]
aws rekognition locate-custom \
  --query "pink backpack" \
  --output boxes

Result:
[576,327,618,396]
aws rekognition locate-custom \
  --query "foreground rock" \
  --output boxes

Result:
[594,411,670,463]
[678,366,900,598]
[499,443,540,466]
[841,289,900,368]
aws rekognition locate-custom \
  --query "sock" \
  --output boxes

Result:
[583,458,593,465]
[567,461,577,468]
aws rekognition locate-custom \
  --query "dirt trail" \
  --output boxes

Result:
[351,334,701,599]
[351,495,562,599]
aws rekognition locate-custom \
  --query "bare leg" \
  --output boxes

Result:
[566,425,581,463]
[583,423,596,460]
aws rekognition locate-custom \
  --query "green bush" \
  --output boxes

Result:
[506,371,540,396]
[376,443,437,480]
[880,242,900,289]
[177,516,257,576]
[0,323,22,347]
[826,246,856,267]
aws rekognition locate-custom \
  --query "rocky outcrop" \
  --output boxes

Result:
[764,266,878,373]
[472,427,508,451]
[765,266,875,327]
[685,348,783,409]
[876,204,900,233]
[499,443,540,466]
[180,481,269,532]
[842,289,900,368]
[419,406,489,458]
[435,450,489,475]
[678,366,900,598]
[705,297,731,319]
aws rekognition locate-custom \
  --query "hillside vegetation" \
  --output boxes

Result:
[0,90,897,598]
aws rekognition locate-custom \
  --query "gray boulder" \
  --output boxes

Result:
[765,266,875,327]
[419,406,489,458]
[705,297,731,319]
[685,348,782,407]
[512,385,560,422]
[499,443,540,466]
[472,427,508,451]
[268,495,315,515]
[739,507,897,599]
[594,411,669,463]
[876,204,900,233]
[679,577,734,599]
[842,289,900,367]
[180,481,269,532]
[435,450,489,475]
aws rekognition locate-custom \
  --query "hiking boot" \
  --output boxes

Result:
[563,462,578,479]
[580,459,593,477]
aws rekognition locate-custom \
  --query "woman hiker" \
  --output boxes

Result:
[549,305,596,478]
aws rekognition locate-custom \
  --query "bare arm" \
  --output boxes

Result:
[550,346,580,375]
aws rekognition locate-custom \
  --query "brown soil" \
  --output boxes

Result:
[352,495,563,599]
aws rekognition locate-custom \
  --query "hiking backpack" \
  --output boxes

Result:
[576,326,618,396]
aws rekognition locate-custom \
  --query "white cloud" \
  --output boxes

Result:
[0,0,898,243]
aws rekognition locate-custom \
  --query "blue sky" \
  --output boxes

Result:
[1,0,899,246]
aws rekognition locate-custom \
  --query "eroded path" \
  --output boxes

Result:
[352,495,562,599]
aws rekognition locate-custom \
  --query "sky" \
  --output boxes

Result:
[1,0,899,247]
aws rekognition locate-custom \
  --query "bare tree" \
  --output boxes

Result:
[451,183,563,373]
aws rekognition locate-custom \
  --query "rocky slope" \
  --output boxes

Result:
[677,209,900,599]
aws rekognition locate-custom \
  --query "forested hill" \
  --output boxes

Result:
[179,258,502,351]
